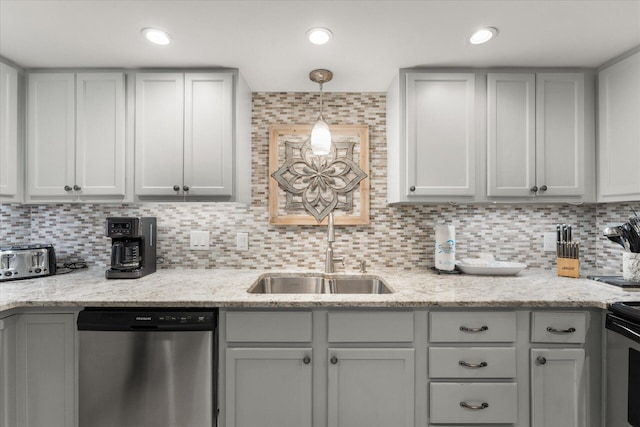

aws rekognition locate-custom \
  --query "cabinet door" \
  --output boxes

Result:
[15,314,75,427]
[405,73,475,197]
[76,73,125,196]
[135,73,185,196]
[0,63,18,197]
[0,316,17,427]
[487,73,536,197]
[327,348,414,427]
[184,73,233,196]
[27,73,75,197]
[225,347,312,427]
[531,348,585,427]
[598,52,640,201]
[535,73,585,197]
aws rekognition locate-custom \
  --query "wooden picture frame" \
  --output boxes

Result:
[268,124,370,225]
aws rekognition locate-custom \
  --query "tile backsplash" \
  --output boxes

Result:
[0,92,636,274]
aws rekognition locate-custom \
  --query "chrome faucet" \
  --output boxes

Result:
[325,212,344,273]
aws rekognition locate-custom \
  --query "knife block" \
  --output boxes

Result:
[557,257,579,278]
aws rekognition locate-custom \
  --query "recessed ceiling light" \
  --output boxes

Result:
[469,27,498,45]
[142,28,172,45]
[307,27,333,45]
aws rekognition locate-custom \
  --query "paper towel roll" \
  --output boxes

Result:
[435,225,456,271]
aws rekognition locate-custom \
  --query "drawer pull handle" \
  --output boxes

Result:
[459,360,488,368]
[330,356,338,364]
[460,325,488,333]
[546,326,576,334]
[460,402,489,410]
[303,356,311,365]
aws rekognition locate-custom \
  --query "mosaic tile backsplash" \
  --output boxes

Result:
[0,92,637,275]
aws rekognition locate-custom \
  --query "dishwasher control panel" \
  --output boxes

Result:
[78,309,217,331]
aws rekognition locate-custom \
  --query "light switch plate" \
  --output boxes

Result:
[236,232,249,251]
[543,232,556,252]
[190,230,210,250]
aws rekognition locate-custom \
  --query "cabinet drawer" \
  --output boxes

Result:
[429,312,516,342]
[327,311,414,342]
[429,382,518,424]
[429,347,516,378]
[225,311,312,342]
[531,311,586,343]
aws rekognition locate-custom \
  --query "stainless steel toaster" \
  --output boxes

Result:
[0,244,57,281]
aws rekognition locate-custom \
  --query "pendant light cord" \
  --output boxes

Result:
[319,82,324,119]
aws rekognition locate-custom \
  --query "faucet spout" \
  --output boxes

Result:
[325,212,343,273]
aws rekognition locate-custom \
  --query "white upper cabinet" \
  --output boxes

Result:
[487,72,591,200]
[597,51,640,202]
[135,72,233,198]
[0,63,19,201]
[388,71,477,203]
[27,72,126,202]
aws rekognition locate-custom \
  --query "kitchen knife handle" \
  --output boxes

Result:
[530,185,538,193]
[539,185,548,192]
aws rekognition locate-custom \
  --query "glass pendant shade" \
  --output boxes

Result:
[311,118,331,155]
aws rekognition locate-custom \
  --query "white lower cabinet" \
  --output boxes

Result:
[531,348,586,427]
[222,310,416,427]
[0,316,17,427]
[225,347,313,427]
[15,313,76,427]
[327,348,414,427]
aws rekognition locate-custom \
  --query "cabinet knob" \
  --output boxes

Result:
[73,185,81,191]
[173,185,180,192]
[330,356,338,365]
[303,356,311,365]
[183,185,190,192]
[536,356,547,365]
[539,185,548,192]
[64,185,72,191]
[530,186,538,193]
[409,186,416,192]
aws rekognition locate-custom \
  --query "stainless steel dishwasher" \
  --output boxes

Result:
[77,308,218,427]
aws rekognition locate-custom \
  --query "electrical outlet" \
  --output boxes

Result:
[543,232,557,252]
[236,232,249,251]
[190,231,210,250]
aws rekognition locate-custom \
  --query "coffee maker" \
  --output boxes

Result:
[105,217,157,279]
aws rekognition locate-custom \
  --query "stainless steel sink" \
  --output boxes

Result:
[247,275,393,294]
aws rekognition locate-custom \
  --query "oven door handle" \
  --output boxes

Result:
[608,318,640,344]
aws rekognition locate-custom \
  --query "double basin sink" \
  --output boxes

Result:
[248,274,393,294]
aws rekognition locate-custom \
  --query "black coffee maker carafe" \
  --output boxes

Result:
[105,217,157,279]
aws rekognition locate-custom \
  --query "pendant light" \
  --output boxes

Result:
[309,69,333,156]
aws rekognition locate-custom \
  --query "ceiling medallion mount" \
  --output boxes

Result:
[309,69,333,84]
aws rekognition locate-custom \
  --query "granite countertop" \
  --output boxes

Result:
[1,267,639,313]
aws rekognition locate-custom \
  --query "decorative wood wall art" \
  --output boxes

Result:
[269,125,370,225]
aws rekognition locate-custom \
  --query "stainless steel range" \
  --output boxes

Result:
[606,302,640,427]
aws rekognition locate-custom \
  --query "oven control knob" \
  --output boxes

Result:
[4,271,12,277]
[35,268,42,274]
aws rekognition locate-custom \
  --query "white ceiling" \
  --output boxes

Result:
[1,0,639,92]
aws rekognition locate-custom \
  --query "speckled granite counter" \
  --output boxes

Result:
[1,267,639,313]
